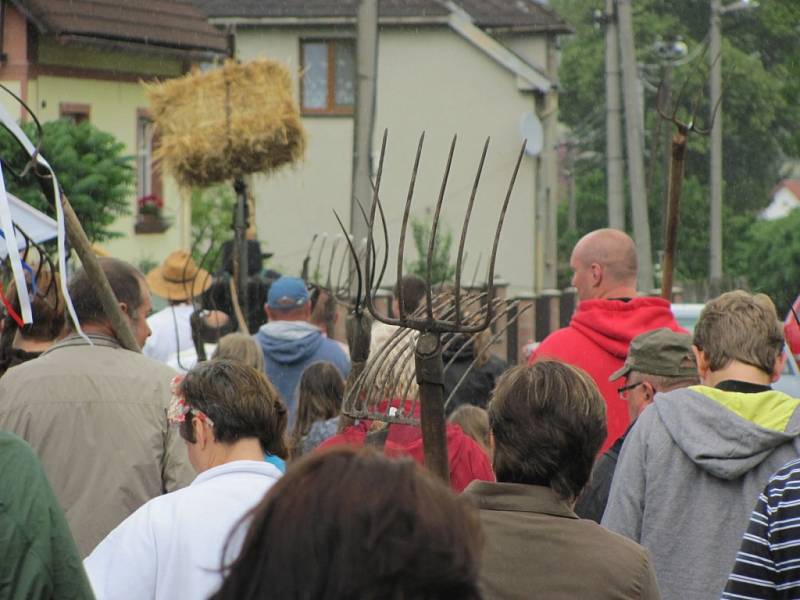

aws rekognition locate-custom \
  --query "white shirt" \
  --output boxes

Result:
[84,460,281,600]
[143,303,195,363]
[166,343,218,374]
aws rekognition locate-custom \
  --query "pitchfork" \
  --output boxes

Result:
[339,129,525,482]
[657,56,721,300]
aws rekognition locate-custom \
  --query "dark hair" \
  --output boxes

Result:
[309,286,337,330]
[68,258,144,327]
[7,269,65,340]
[290,362,344,458]
[489,361,606,502]
[212,447,483,600]
[394,274,427,315]
[179,359,288,458]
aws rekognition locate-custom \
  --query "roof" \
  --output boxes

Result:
[771,179,800,200]
[192,0,573,34]
[12,0,228,56]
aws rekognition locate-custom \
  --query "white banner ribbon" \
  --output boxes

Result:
[0,163,31,323]
[0,101,89,341]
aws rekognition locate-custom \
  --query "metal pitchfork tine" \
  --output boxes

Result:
[357,128,525,483]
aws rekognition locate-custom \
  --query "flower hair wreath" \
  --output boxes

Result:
[167,375,215,427]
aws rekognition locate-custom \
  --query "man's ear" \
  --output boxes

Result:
[771,351,788,383]
[642,381,655,405]
[119,302,129,317]
[692,345,710,382]
[194,416,214,449]
[590,262,603,288]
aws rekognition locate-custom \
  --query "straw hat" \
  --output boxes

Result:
[146,250,211,301]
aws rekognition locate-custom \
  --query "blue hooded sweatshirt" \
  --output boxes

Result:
[254,321,350,421]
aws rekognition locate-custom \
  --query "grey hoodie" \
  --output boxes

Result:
[602,385,800,600]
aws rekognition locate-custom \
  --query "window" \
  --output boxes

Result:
[134,109,168,233]
[300,39,355,115]
[59,102,90,123]
[136,110,162,201]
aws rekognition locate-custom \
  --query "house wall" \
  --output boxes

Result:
[0,4,188,268]
[236,25,544,293]
[761,187,800,221]
[27,73,183,264]
[0,4,32,117]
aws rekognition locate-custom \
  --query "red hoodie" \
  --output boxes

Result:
[529,297,684,453]
[319,419,495,492]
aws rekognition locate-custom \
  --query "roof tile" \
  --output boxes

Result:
[192,0,572,33]
[15,0,227,54]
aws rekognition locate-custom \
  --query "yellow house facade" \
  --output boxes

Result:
[198,0,572,294]
[0,0,225,266]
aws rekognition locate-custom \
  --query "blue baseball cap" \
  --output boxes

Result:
[267,276,310,309]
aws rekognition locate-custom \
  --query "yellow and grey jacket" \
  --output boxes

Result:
[603,383,800,600]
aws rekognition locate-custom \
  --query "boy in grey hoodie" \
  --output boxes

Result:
[603,290,800,600]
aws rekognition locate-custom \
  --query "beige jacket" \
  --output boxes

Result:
[463,481,660,600]
[0,334,195,557]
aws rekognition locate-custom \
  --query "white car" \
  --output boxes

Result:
[670,303,704,333]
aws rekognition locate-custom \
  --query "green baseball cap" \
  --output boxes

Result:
[609,328,697,382]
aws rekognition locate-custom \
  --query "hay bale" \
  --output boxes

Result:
[146,59,307,189]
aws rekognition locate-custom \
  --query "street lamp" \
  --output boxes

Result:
[709,0,757,286]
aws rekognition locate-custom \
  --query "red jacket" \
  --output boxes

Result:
[529,297,684,453]
[784,295,800,359]
[319,420,495,492]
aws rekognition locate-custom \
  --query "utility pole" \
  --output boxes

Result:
[604,0,625,230]
[616,0,653,292]
[709,0,755,286]
[543,34,560,290]
[709,0,723,285]
[350,0,379,274]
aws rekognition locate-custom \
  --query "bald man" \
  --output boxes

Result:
[529,229,683,452]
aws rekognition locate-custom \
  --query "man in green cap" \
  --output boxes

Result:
[574,327,698,522]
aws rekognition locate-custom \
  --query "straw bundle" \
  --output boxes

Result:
[146,59,306,189]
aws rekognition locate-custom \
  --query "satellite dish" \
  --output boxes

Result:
[520,112,543,156]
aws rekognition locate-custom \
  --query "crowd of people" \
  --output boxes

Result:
[2,227,800,599]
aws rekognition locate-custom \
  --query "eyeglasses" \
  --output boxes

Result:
[618,381,643,400]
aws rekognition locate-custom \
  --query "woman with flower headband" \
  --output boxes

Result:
[83,359,288,600]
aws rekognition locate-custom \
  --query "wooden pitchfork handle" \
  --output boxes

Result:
[61,193,140,352]
[660,126,688,300]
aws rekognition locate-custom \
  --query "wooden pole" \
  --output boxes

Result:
[617,0,654,292]
[61,193,140,352]
[605,0,625,230]
[350,0,378,294]
[660,127,687,300]
[415,332,450,484]
[233,177,249,330]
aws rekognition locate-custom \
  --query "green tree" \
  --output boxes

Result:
[190,183,236,269]
[0,119,133,242]
[406,215,456,284]
[551,0,800,288]
[743,210,800,315]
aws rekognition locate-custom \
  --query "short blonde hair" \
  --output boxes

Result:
[368,322,418,400]
[693,290,783,374]
[448,405,490,454]
[212,332,265,372]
